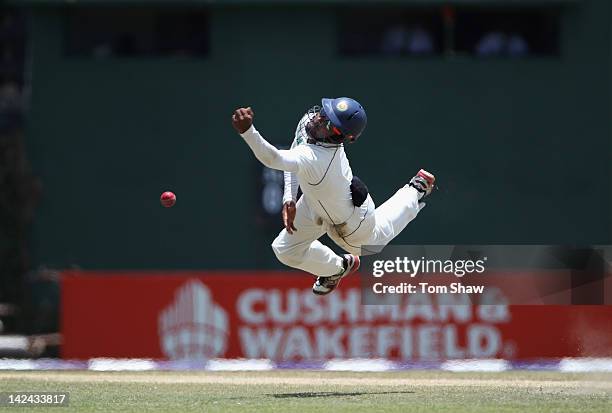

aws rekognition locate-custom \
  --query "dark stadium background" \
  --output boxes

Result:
[0,0,610,357]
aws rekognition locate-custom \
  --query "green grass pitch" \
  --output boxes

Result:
[0,370,611,412]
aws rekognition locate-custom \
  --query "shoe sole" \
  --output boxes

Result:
[344,255,360,277]
[312,255,360,296]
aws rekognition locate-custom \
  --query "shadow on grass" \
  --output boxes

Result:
[269,391,414,399]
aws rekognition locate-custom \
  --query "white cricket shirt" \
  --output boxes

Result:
[240,116,355,225]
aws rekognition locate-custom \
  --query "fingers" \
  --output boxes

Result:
[287,203,297,232]
[284,217,294,234]
[285,214,297,233]
[287,213,297,233]
[233,108,253,120]
[282,207,291,234]
[282,203,297,234]
[285,222,297,234]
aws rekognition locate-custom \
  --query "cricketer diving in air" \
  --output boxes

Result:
[232,98,435,295]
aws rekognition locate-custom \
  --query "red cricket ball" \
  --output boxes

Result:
[160,191,176,208]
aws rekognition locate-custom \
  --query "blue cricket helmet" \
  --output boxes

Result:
[321,97,367,142]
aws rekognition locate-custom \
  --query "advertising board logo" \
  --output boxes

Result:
[158,280,229,359]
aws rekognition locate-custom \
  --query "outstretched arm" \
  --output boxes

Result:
[232,107,300,173]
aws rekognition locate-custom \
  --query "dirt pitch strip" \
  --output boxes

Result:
[1,371,611,412]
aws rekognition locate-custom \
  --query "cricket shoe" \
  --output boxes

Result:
[312,254,360,296]
[409,169,436,199]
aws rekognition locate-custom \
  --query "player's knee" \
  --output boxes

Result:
[272,234,310,268]
[271,237,296,267]
[272,246,298,267]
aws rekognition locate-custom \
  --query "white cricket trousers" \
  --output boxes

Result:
[271,185,423,277]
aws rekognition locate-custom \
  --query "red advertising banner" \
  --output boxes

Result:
[61,271,612,360]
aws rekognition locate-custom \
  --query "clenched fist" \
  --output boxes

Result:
[232,107,254,134]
